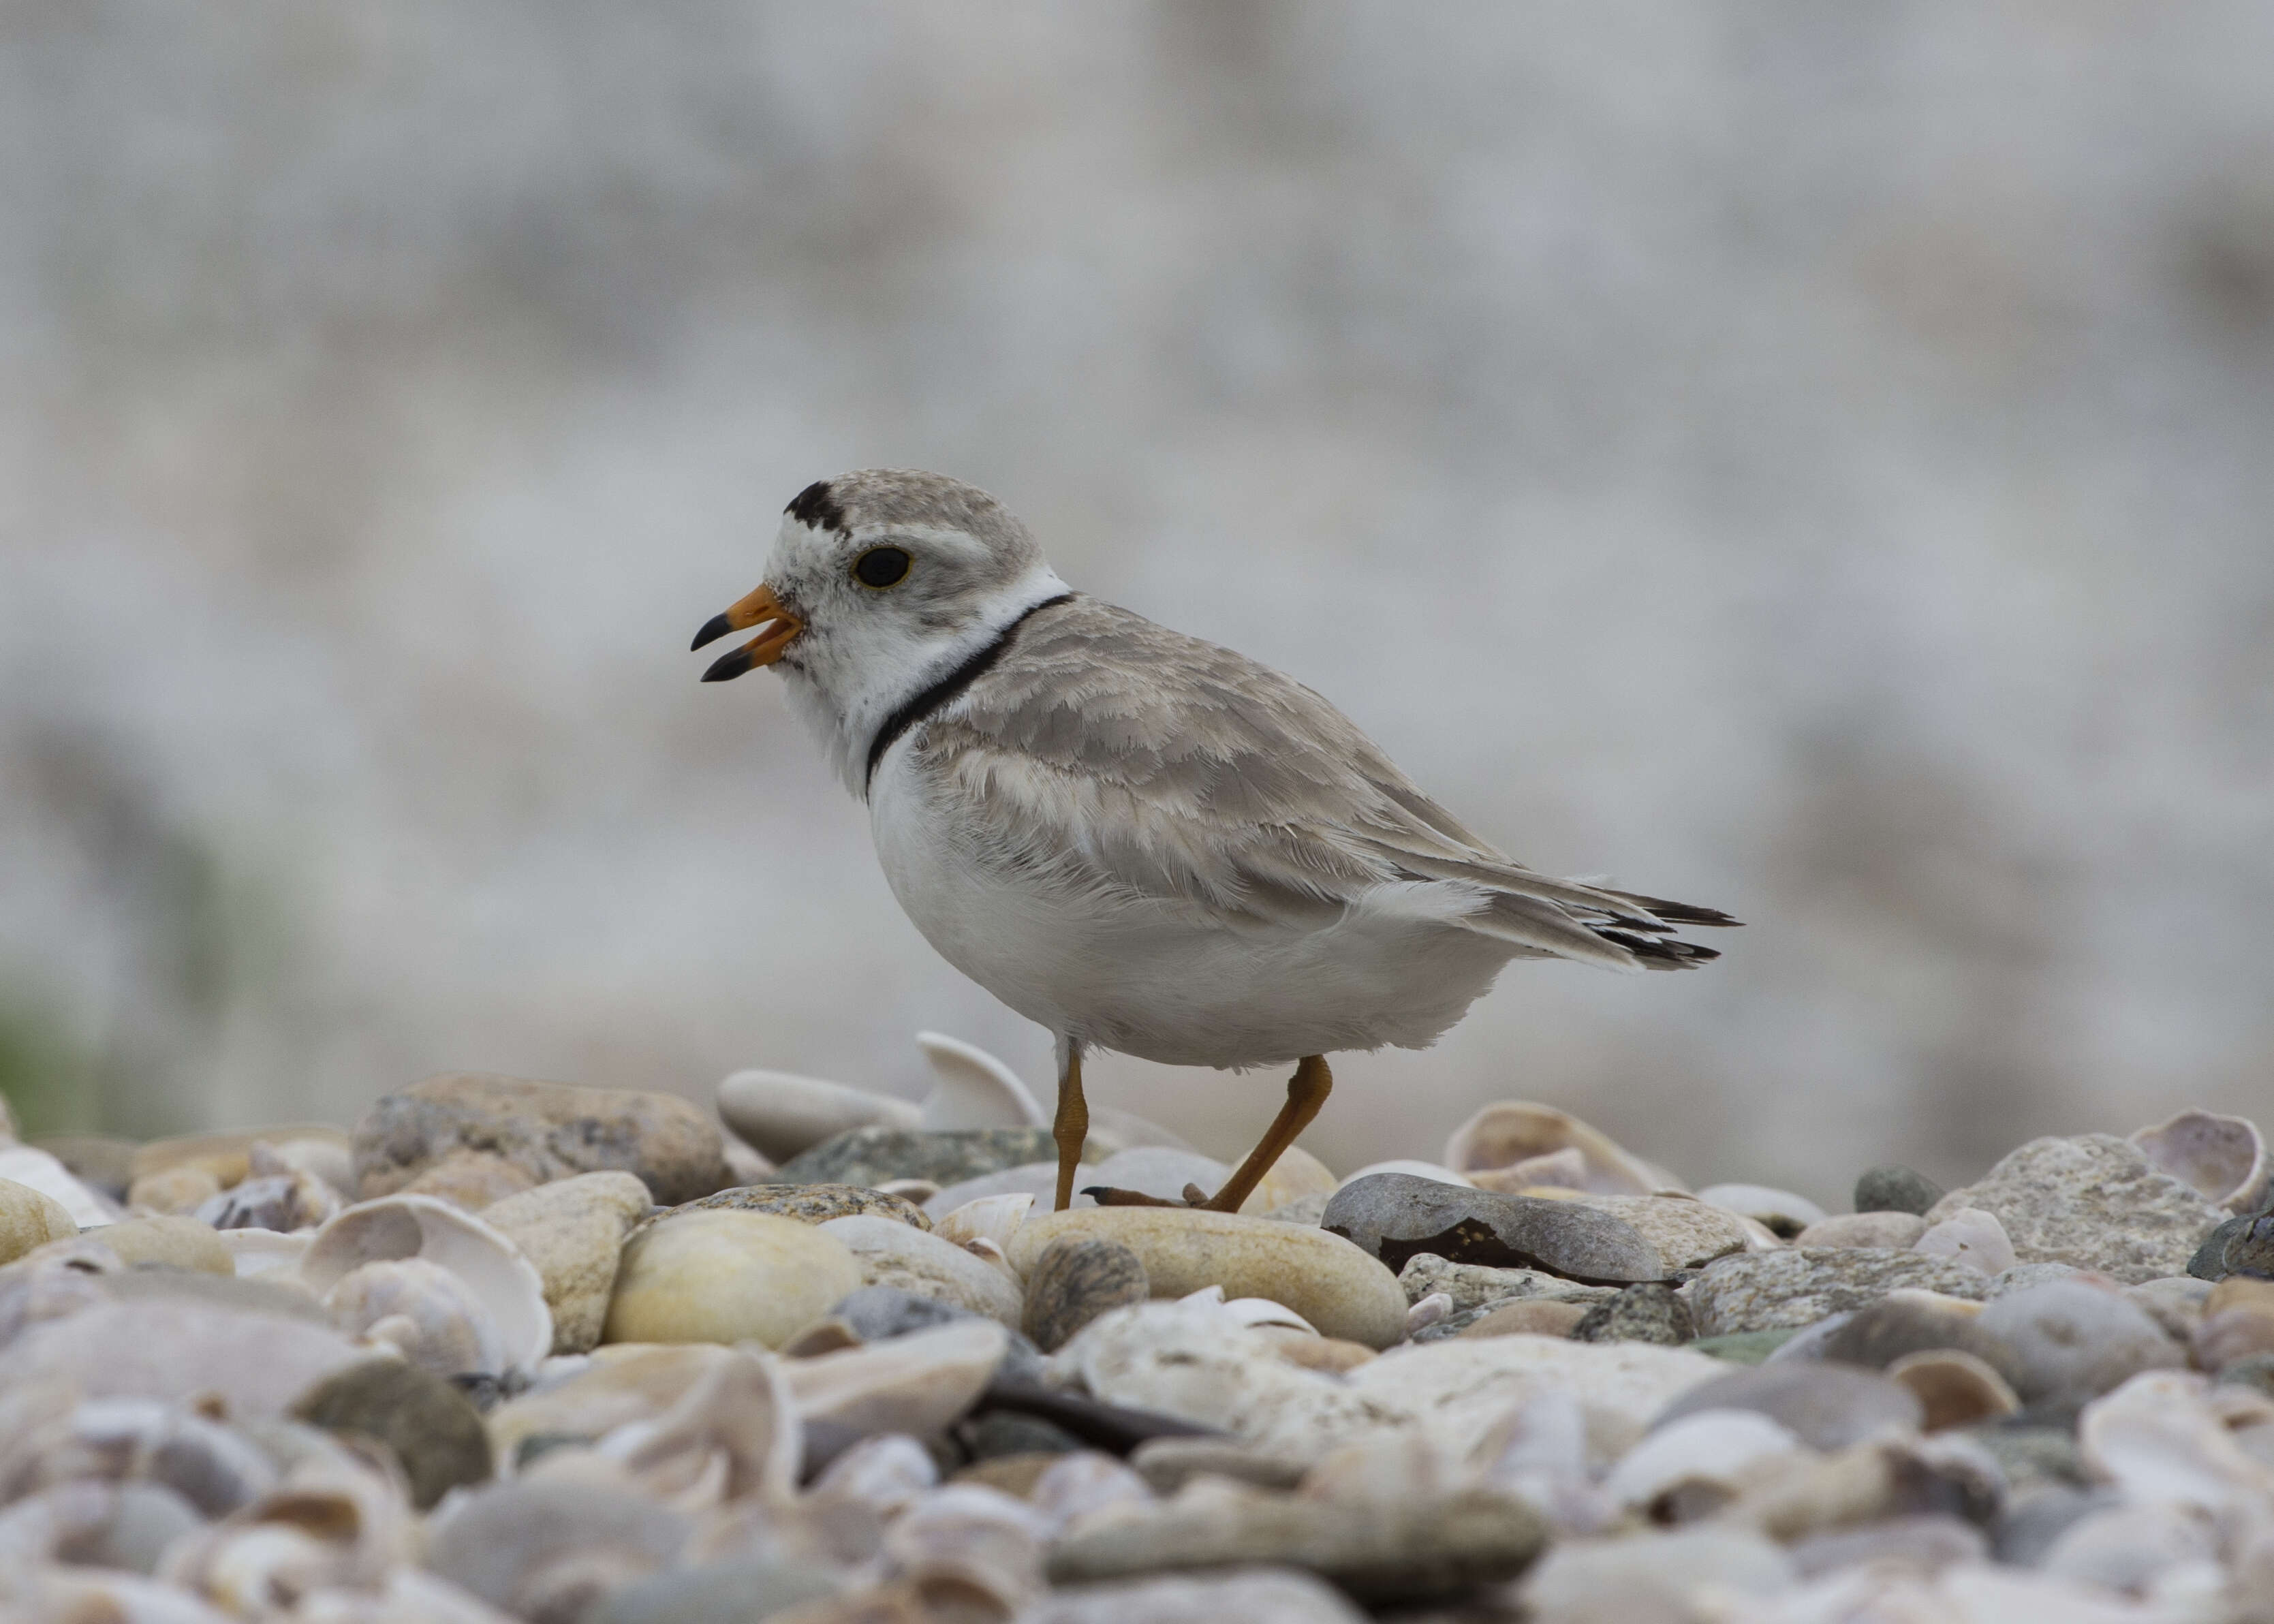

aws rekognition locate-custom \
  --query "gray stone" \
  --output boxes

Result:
[775,1126,1062,1188]
[833,1284,979,1341]
[482,1170,653,1354]
[1964,1424,2088,1496]
[1024,1237,1149,1353]
[1651,1361,1923,1451]
[1969,1280,2185,1417]
[1993,1484,2109,1567]
[1794,1211,1930,1249]
[2227,1213,2274,1279]
[1856,1165,1944,1216]
[1818,1293,1989,1370]
[1790,1514,1986,1578]
[1320,1173,1664,1283]
[426,1480,689,1615]
[657,1181,930,1230]
[961,1409,1083,1461]
[352,1072,730,1204]
[2216,1352,2274,1400]
[1572,1282,1693,1345]
[1025,1570,1368,1624]
[2190,1215,2251,1281]
[1687,1248,1993,1335]
[1989,1263,2083,1296]
[293,1356,494,1509]
[1925,1134,2226,1285]
[585,1559,841,1624]
[1395,1254,1617,1312]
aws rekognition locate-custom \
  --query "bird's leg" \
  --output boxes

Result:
[1051,1037,1089,1213]
[1087,1055,1335,1213]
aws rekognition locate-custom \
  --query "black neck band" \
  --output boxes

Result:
[862,593,1074,794]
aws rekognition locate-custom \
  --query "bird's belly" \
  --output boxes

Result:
[869,765,1510,1067]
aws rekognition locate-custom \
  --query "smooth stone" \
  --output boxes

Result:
[1688,1248,1995,1336]
[0,1298,365,1418]
[353,1072,730,1204]
[1025,1568,1367,1624]
[1461,1300,1591,1339]
[1397,1254,1617,1312]
[1692,1329,1800,1364]
[1520,1528,1794,1621]
[1572,1283,1694,1345]
[126,1125,349,1187]
[2217,1352,2274,1399]
[1789,1513,1987,1578]
[1854,1165,1944,1217]
[481,1170,653,1354]
[1925,1134,2226,1285]
[1963,1422,2088,1495]
[125,1165,221,1216]
[1993,1484,2108,1565]
[2,1481,207,1574]
[0,1176,87,1263]
[29,1134,137,1201]
[1010,1208,1407,1349]
[93,1215,234,1275]
[1970,1280,2185,1416]
[604,1211,862,1347]
[1886,1348,2023,1431]
[1818,1290,1991,1370]
[2125,1275,2215,1341]
[1561,1195,1752,1270]
[399,1149,538,1209]
[776,1125,1065,1189]
[832,1283,982,1341]
[1320,1174,1664,1284]
[426,1480,690,1617]
[2192,1275,2274,1371]
[664,1181,930,1230]
[1698,1183,1826,1238]
[292,1356,494,1508]
[1652,1361,1925,1450]
[587,1559,843,1624]
[1795,1211,1929,1249]
[1128,1437,1309,1495]
[717,1067,922,1162]
[1025,1238,1150,1353]
[960,1411,1085,1463]
[1046,1482,1548,1601]
[1914,1207,2017,1275]
[820,1213,1023,1326]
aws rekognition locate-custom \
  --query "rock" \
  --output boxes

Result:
[2228,1213,2274,1279]
[1572,1283,1693,1345]
[1690,1330,1798,1364]
[1817,1290,1991,1371]
[717,1067,923,1162]
[1025,1567,1368,1624]
[775,1125,1065,1188]
[400,1149,538,1209]
[480,1170,653,1354]
[1653,1360,1925,1450]
[1010,1207,1407,1349]
[605,1210,863,1346]
[0,1145,115,1228]
[353,1072,730,1204]
[1320,1174,1664,1284]
[1604,1409,1807,1518]
[1046,1479,1549,1601]
[820,1213,1023,1326]
[2124,1275,2214,1341]
[91,1214,234,1275]
[1963,1422,2086,1495]
[1987,1261,2081,1296]
[830,1283,982,1341]
[1461,1300,1591,1339]
[293,1356,495,1508]
[127,1125,349,1188]
[1925,1134,2226,1284]
[1128,1437,1309,1496]
[1562,1196,1753,1270]
[0,1481,208,1575]
[2189,1214,2252,1280]
[1256,1191,1332,1225]
[2193,1275,2274,1371]
[426,1479,690,1619]
[1795,1211,1929,1249]
[586,1559,844,1624]
[1789,1513,1987,1578]
[1855,1164,1944,1216]
[0,1177,80,1264]
[1970,1279,2185,1416]
[125,1164,221,1216]
[663,1181,929,1230]
[2219,1352,2274,1399]
[0,1297,366,1417]
[960,1412,1084,1465]
[1914,1207,2017,1276]
[1698,1184,1825,1238]
[1687,1248,1995,1336]
[1396,1254,1617,1313]
[1025,1238,1150,1353]
[1519,1528,1795,1622]
[1886,1349,2022,1431]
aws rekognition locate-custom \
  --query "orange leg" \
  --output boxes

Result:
[1051,1041,1089,1213]
[1089,1055,1333,1213]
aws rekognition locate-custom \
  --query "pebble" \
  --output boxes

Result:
[0,1298,367,1418]
[1653,1361,1925,1450]
[481,1170,653,1354]
[1697,1183,1826,1238]
[1320,1172,1664,1283]
[2193,1274,2274,1371]
[820,1213,1024,1326]
[1024,1237,1150,1352]
[125,1164,221,1216]
[426,1479,691,1619]
[1886,1348,2022,1431]
[586,1559,844,1624]
[2123,1274,2214,1341]
[352,1072,731,1204]
[1559,1193,1754,1269]
[2188,1213,2252,1280]
[775,1125,1065,1188]
[74,1214,234,1275]
[127,1125,349,1189]
[604,1209,863,1346]
[717,1067,923,1162]
[1461,1299,1592,1340]
[292,1356,495,1508]
[1570,1282,1693,1345]
[1397,1253,1617,1312]
[665,1181,932,1230]
[1025,1567,1368,1624]
[1604,1409,1805,1518]
[1689,1329,1798,1364]
[1010,1207,1408,1349]
[0,1176,78,1264]
[1970,1279,2185,1416]
[1855,1164,1946,1216]
[1520,1528,1795,1622]
[1925,1134,2227,1284]
[830,1283,982,1342]
[1914,1207,2018,1275]
[2227,1213,2274,1278]
[1788,1514,1988,1579]
[1795,1210,1930,1249]
[1688,1248,1994,1335]
[399,1148,538,1208]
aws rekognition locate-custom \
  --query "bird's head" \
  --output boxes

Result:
[693,469,1069,791]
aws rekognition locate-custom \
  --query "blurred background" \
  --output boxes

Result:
[3,2,2270,1205]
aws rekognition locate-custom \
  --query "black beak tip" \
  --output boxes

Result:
[701,646,755,683]
[691,612,735,653]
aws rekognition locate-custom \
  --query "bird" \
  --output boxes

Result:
[694,469,1737,1213]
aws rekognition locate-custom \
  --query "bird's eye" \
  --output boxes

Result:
[852,546,911,589]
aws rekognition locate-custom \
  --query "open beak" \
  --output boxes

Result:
[691,583,803,681]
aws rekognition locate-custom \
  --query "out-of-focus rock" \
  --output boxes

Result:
[1698,1183,1824,1238]
[1320,1172,1664,1283]
[292,1355,494,1508]
[1854,1165,1944,1216]
[717,1067,922,1164]
[1023,1236,1149,1353]
[1689,1248,1993,1335]
[0,1177,78,1264]
[1796,1211,1929,1249]
[605,1209,862,1347]
[480,1170,651,1354]
[1925,1134,2226,1284]
[775,1125,1065,1188]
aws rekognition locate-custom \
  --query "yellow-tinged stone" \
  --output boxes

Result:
[603,1210,861,1348]
[0,1178,78,1264]
[126,1165,224,1216]
[1248,1147,1337,1215]
[1008,1206,1407,1349]
[127,1125,349,1187]
[93,1215,232,1275]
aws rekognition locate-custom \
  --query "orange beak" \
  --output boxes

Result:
[691,583,803,681]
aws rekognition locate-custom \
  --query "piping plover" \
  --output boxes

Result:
[696,470,1737,1211]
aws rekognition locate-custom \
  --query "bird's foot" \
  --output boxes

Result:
[1080,1183,1219,1209]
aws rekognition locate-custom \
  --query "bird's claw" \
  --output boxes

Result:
[1080,1183,1221,1209]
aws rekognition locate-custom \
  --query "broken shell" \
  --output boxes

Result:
[490,1345,734,1466]
[1602,1409,1807,1522]
[715,1069,921,1164]
[1885,1349,2021,1431]
[2132,1110,2269,1213]
[810,1432,940,1518]
[300,1194,550,1375]
[217,1228,312,1281]
[1443,1102,1679,1196]
[935,1192,1034,1252]
[323,1257,508,1377]
[193,1170,341,1234]
[883,1482,1050,1616]
[593,1347,800,1510]
[785,1320,1010,1468]
[9,1396,279,1516]
[917,1031,1048,1131]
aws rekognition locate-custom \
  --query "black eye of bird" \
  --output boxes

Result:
[852,546,912,589]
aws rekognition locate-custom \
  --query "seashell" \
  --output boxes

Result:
[810,1432,940,1518]
[216,1227,311,1281]
[935,1192,1033,1253]
[2078,1370,2273,1515]
[875,1178,941,1204]
[1469,1392,1618,1537]
[917,1031,1048,1131]
[1697,1184,1826,1239]
[1602,1409,1807,1521]
[1442,1102,1679,1196]
[158,1447,416,1606]
[1029,1450,1153,1537]
[1339,1159,1474,1189]
[490,1344,734,1466]
[882,1482,1050,1616]
[2040,1502,2223,1597]
[715,1069,921,1164]
[0,1297,365,1422]
[1174,1284,1317,1335]
[2,1566,239,1623]
[593,1347,800,1510]
[2132,1109,2269,1214]
[193,1170,341,1234]
[1886,1349,2021,1431]
[0,1478,205,1575]
[323,1257,511,1377]
[300,1194,550,1375]
[424,1478,691,1622]
[785,1320,1011,1470]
